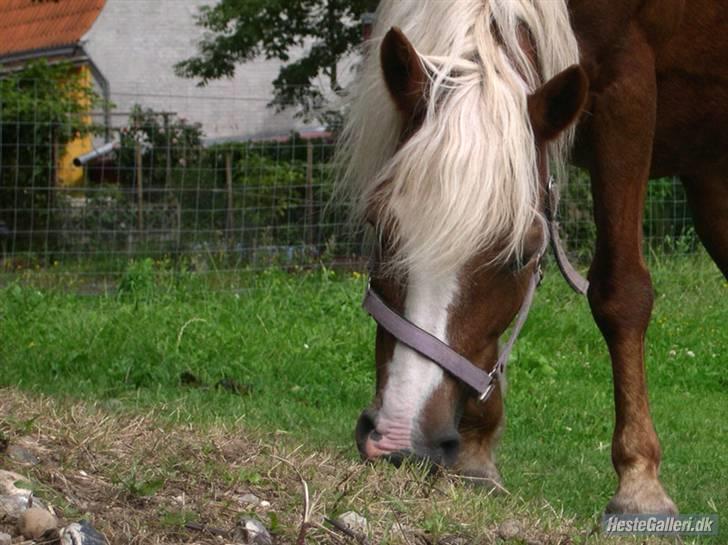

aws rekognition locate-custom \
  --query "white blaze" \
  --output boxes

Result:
[373,267,459,451]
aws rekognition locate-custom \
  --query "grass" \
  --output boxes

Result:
[1,389,594,545]
[1,256,725,543]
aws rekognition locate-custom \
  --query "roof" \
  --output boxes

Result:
[0,0,105,59]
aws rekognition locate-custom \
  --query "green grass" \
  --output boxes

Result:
[1,257,725,531]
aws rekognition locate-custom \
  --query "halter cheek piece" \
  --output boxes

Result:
[362,175,588,403]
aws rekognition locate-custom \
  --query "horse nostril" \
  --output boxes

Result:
[433,433,460,466]
[354,409,377,455]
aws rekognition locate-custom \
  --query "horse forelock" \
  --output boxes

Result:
[336,0,579,278]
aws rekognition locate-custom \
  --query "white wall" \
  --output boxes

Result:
[83,0,319,140]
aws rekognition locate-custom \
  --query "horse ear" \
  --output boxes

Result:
[380,27,428,118]
[528,65,589,142]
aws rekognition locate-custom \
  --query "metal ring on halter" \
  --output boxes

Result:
[477,382,496,402]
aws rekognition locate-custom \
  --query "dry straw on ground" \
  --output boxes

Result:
[0,389,674,544]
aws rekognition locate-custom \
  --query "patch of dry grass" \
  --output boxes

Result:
[0,388,690,544]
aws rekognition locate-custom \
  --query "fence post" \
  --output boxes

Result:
[225,149,234,244]
[163,113,171,189]
[47,130,58,255]
[135,142,144,238]
[304,139,314,248]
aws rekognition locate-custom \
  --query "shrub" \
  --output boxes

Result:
[0,60,102,254]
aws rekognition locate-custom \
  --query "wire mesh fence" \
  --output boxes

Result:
[0,82,705,292]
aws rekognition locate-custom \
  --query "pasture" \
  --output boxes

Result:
[1,256,725,543]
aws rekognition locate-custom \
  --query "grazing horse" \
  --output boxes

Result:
[337,0,728,515]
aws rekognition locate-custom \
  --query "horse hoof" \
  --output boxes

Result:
[606,478,678,515]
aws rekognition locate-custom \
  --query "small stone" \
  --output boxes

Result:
[234,517,272,545]
[0,532,11,545]
[238,493,261,506]
[497,519,522,541]
[18,507,57,539]
[336,511,369,535]
[259,500,271,508]
[0,495,30,520]
[7,446,40,466]
[60,520,107,545]
[0,470,32,496]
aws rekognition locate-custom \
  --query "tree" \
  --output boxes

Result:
[0,60,102,252]
[175,0,379,121]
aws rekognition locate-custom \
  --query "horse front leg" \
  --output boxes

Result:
[585,26,676,515]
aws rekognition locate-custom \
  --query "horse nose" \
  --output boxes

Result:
[355,409,460,467]
[355,409,411,460]
[355,409,394,459]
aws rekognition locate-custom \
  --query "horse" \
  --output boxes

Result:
[336,0,728,515]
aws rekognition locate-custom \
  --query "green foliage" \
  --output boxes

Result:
[0,60,99,138]
[0,60,103,249]
[560,168,697,262]
[48,128,344,265]
[116,105,205,192]
[115,466,166,498]
[175,0,379,120]
[159,509,198,528]
[117,258,156,301]
[644,177,697,252]
[559,167,596,262]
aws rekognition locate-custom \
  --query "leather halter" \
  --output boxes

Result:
[362,174,588,403]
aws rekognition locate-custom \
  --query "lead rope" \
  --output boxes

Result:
[546,175,590,295]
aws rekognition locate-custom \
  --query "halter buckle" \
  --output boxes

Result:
[478,378,500,403]
[477,383,495,403]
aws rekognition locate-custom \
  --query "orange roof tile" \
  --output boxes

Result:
[0,0,105,58]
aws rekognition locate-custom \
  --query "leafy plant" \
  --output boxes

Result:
[118,470,166,498]
[117,258,156,300]
[116,105,204,193]
[0,60,104,253]
[175,0,379,121]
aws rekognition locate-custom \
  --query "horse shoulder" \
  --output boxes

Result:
[637,0,686,46]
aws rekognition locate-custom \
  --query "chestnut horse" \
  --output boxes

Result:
[337,0,727,514]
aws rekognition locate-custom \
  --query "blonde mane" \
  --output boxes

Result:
[336,0,579,277]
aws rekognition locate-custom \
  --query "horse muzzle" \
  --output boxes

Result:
[355,408,461,468]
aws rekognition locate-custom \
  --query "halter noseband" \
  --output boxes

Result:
[362,175,588,403]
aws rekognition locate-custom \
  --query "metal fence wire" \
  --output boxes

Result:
[0,89,701,289]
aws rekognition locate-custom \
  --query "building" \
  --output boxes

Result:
[0,0,108,185]
[0,0,319,183]
[81,0,318,140]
